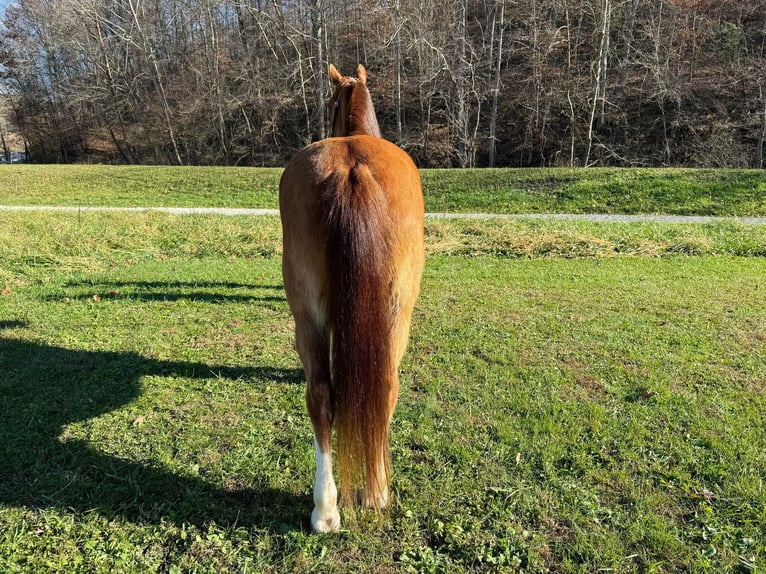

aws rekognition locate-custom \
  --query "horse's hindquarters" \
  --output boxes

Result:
[279,136,424,532]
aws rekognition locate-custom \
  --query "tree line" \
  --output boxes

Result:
[1,0,766,168]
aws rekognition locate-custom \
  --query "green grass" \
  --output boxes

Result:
[2,165,766,215]
[0,165,282,208]
[1,210,764,572]
[421,168,766,215]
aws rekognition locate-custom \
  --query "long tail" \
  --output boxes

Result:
[323,163,394,509]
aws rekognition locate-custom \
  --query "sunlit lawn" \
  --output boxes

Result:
[1,209,764,572]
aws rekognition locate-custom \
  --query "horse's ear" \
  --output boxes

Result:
[355,64,367,85]
[329,64,343,86]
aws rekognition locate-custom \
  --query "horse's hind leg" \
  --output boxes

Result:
[295,312,341,533]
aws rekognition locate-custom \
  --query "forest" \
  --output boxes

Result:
[1,0,766,168]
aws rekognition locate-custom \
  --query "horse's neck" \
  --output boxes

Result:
[348,87,382,138]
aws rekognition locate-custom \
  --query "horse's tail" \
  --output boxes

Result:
[323,163,395,509]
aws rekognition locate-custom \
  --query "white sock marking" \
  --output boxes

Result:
[311,438,340,532]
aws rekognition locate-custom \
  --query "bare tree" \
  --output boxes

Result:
[584,0,611,166]
[758,79,766,169]
[488,0,506,168]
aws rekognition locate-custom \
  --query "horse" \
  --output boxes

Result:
[279,64,424,533]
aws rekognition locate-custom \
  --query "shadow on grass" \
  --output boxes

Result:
[49,280,287,305]
[0,324,310,533]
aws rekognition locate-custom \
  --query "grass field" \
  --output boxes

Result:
[1,203,764,572]
[2,164,766,215]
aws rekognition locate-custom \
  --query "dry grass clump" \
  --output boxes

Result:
[424,218,765,258]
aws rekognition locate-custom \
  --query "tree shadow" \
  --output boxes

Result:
[48,280,287,305]
[0,323,310,532]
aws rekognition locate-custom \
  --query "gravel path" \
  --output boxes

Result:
[2,205,766,224]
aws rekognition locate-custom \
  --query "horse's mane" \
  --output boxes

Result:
[348,82,381,138]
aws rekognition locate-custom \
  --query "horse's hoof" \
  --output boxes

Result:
[360,488,389,509]
[311,507,341,533]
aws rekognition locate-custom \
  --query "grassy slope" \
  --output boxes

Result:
[0,165,282,208]
[421,168,766,215]
[1,211,764,572]
[1,164,766,215]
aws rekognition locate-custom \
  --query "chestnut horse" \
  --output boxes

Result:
[279,64,424,533]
